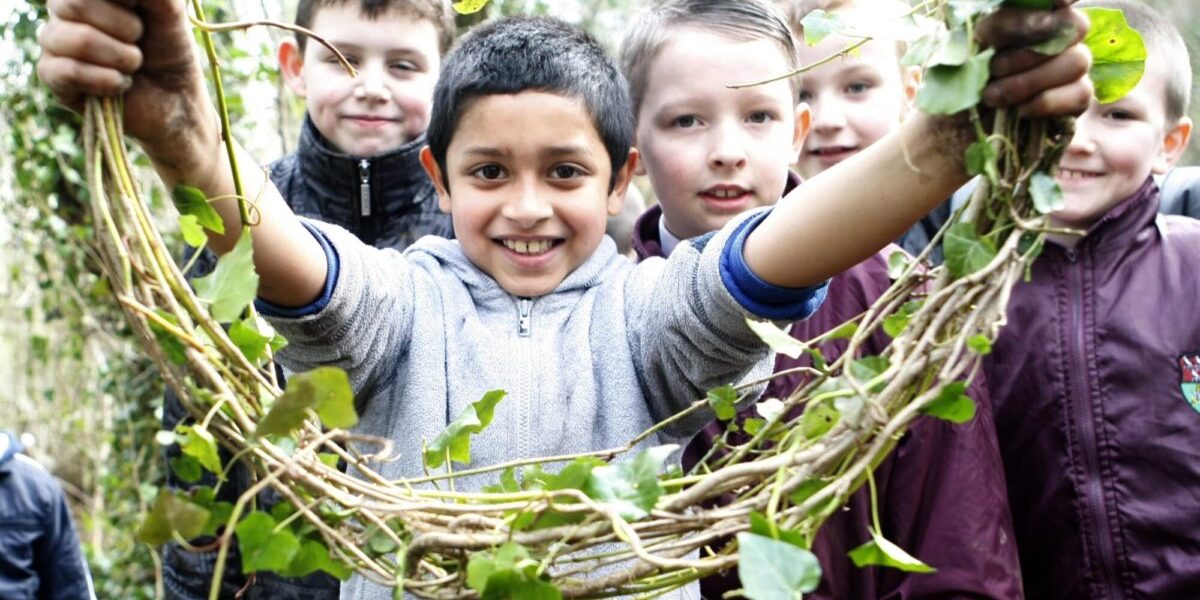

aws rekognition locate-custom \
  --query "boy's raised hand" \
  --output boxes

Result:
[977,1,1093,117]
[38,0,221,187]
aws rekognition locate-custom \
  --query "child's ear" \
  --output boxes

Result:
[792,102,812,159]
[900,65,922,116]
[608,148,641,216]
[278,38,308,97]
[420,146,453,213]
[1153,117,1193,174]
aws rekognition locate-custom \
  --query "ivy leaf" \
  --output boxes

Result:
[789,478,829,506]
[707,385,738,421]
[1030,19,1079,56]
[192,230,258,323]
[887,251,911,280]
[737,532,821,599]
[799,9,844,46]
[424,390,506,469]
[968,334,993,355]
[178,214,208,248]
[944,223,998,279]
[169,455,202,484]
[257,367,357,437]
[189,488,233,538]
[849,529,936,573]
[746,318,806,359]
[283,540,353,580]
[230,314,286,365]
[801,400,840,440]
[916,48,995,115]
[481,572,561,600]
[178,424,222,475]
[743,418,765,435]
[1030,172,1064,214]
[236,511,300,574]
[920,382,977,424]
[883,301,923,339]
[172,184,225,234]
[965,140,999,184]
[136,490,211,546]
[1082,7,1147,103]
[452,0,489,15]
[930,27,971,67]
[583,445,677,521]
[827,320,859,341]
[849,356,890,390]
[148,309,188,365]
[467,542,533,593]
[748,511,808,549]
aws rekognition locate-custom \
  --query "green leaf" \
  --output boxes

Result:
[968,334,993,355]
[583,445,677,521]
[1030,172,1064,214]
[801,400,840,440]
[748,511,808,549]
[170,455,202,484]
[930,27,971,67]
[136,490,211,546]
[148,310,188,365]
[172,184,225,234]
[480,571,561,600]
[944,223,998,279]
[799,9,844,46]
[707,385,738,421]
[257,367,357,437]
[178,425,222,475]
[883,301,923,339]
[789,478,829,505]
[965,140,999,183]
[424,390,506,469]
[737,532,821,599]
[827,320,859,341]
[849,529,936,573]
[467,542,532,593]
[230,315,285,364]
[236,511,300,574]
[178,214,208,248]
[283,540,353,580]
[452,0,489,14]
[1081,7,1147,103]
[850,356,890,389]
[887,251,911,280]
[483,467,521,494]
[192,231,259,322]
[746,318,806,359]
[916,48,995,115]
[920,382,977,424]
[744,418,765,435]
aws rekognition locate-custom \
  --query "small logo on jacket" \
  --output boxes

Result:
[1180,354,1200,413]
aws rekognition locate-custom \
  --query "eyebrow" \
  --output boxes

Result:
[460,145,594,158]
[324,42,429,57]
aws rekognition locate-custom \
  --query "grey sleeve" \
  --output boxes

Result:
[263,220,416,409]
[624,213,778,438]
[1157,166,1200,218]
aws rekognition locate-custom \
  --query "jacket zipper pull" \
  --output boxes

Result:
[359,159,372,217]
[518,298,533,337]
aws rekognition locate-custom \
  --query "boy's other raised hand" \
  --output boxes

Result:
[977,1,1093,118]
[37,0,220,187]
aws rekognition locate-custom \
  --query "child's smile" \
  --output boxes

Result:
[421,91,634,298]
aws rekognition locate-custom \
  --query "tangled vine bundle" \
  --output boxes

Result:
[75,2,1142,599]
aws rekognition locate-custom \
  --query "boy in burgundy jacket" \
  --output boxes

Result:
[621,0,1021,597]
[984,1,1200,598]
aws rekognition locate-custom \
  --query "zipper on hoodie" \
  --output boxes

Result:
[358,159,372,217]
[517,297,533,337]
[1064,247,1124,599]
[515,297,534,459]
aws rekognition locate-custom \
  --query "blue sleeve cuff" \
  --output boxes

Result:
[255,221,340,318]
[719,209,828,321]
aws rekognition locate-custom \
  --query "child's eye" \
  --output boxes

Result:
[472,165,506,180]
[549,164,586,179]
[337,55,359,66]
[747,111,774,124]
[845,81,871,95]
[390,61,419,72]
[1106,109,1136,121]
[672,115,698,128]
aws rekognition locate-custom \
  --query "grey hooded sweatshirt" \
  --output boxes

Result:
[261,208,826,599]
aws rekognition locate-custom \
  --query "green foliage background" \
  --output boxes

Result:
[0,0,1195,596]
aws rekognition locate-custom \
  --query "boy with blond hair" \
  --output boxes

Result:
[622,0,1020,596]
[38,0,1091,596]
[984,1,1200,597]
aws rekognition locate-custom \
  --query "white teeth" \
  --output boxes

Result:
[1060,169,1102,180]
[709,189,744,199]
[502,239,553,255]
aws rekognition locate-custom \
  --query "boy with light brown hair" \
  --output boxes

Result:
[622,0,1021,597]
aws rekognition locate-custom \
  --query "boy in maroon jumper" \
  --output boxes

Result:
[622,0,1020,597]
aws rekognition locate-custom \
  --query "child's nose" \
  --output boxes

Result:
[811,100,846,133]
[1065,113,1099,155]
[501,179,554,227]
[708,124,748,170]
[354,64,391,102]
